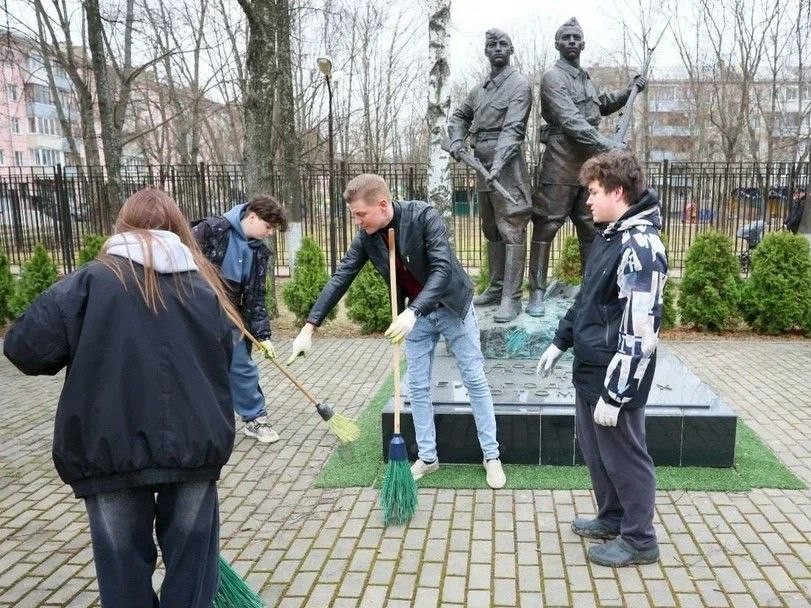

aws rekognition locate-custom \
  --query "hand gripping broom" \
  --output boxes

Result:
[244,332,360,443]
[379,227,418,526]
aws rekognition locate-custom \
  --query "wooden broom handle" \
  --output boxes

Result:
[388,228,402,434]
[243,330,320,405]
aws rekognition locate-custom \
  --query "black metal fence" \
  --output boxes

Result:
[1,161,808,276]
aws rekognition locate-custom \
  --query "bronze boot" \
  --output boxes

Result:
[473,240,505,306]
[526,240,551,317]
[494,243,526,323]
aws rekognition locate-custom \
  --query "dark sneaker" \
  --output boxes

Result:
[571,517,620,540]
[588,537,660,567]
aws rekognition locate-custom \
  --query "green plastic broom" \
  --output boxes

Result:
[379,227,418,526]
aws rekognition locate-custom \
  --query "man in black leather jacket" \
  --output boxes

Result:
[529,17,645,317]
[287,174,506,489]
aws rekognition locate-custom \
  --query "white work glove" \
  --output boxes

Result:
[384,308,417,344]
[593,397,621,427]
[286,326,313,364]
[259,340,275,359]
[536,344,564,377]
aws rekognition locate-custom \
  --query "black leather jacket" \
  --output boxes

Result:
[307,200,474,326]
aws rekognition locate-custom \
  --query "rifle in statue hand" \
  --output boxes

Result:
[612,23,668,145]
[440,135,519,205]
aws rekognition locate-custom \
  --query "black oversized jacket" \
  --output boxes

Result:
[307,200,474,325]
[192,216,271,340]
[3,260,235,497]
[552,190,668,409]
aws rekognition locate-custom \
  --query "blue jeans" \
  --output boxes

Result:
[84,481,220,608]
[230,330,267,422]
[404,304,499,462]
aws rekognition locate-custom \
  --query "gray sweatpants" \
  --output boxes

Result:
[575,392,658,551]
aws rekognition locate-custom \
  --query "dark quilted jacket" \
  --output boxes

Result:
[192,216,271,340]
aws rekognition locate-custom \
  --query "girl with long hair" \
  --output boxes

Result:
[4,188,243,607]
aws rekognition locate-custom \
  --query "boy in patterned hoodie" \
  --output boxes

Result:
[536,150,667,567]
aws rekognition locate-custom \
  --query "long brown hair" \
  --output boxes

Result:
[101,188,246,334]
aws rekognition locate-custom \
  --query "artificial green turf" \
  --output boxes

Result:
[315,372,806,492]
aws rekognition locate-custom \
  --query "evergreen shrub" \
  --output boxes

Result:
[741,231,811,334]
[10,243,58,317]
[0,249,15,322]
[551,235,582,285]
[678,231,741,330]
[282,237,334,325]
[346,262,390,333]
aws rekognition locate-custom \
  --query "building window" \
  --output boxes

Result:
[14,151,23,166]
[11,117,19,133]
[6,85,17,101]
[28,117,59,135]
[0,150,4,165]
[32,148,62,166]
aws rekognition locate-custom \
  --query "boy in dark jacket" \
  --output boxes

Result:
[193,195,288,443]
[536,150,667,567]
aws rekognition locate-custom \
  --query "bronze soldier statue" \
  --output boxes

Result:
[448,29,532,323]
[528,17,645,316]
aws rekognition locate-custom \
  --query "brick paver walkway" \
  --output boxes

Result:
[1,338,810,607]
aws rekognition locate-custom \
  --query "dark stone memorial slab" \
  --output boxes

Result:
[382,285,737,467]
[382,346,736,467]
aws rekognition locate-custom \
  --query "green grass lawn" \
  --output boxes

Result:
[316,371,805,492]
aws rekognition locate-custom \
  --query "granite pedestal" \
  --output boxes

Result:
[381,345,737,467]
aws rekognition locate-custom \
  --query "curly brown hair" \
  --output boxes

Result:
[246,194,288,232]
[579,150,646,204]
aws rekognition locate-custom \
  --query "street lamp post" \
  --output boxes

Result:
[317,55,337,274]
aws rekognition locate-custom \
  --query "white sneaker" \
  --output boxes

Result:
[243,415,280,443]
[484,458,506,489]
[410,459,439,480]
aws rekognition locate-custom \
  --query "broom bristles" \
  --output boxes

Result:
[328,413,361,443]
[214,555,264,608]
[380,434,418,526]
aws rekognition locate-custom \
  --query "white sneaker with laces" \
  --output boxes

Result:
[410,459,439,480]
[484,458,506,489]
[243,415,280,443]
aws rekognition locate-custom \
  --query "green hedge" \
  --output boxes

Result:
[741,232,811,334]
[282,237,334,326]
[9,243,58,317]
[678,231,741,331]
[346,262,390,333]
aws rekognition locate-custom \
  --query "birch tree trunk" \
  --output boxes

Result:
[426,0,453,240]
[276,0,303,273]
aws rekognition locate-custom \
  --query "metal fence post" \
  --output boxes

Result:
[55,164,75,273]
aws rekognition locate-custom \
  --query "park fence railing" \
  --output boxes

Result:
[1,160,808,277]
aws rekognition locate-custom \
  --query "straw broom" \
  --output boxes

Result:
[379,227,418,526]
[245,331,360,443]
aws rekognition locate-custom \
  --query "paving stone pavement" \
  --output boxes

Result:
[1,337,810,608]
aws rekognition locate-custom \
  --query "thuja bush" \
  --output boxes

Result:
[76,233,106,267]
[659,231,677,330]
[741,231,811,334]
[678,231,741,331]
[9,243,58,316]
[0,249,15,322]
[282,237,335,325]
[551,235,582,285]
[346,262,390,333]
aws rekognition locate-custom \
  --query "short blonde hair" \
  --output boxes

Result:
[343,173,391,205]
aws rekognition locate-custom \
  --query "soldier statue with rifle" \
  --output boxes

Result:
[528,17,647,317]
[448,28,533,323]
